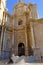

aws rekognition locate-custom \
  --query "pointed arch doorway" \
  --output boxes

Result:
[18,43,25,56]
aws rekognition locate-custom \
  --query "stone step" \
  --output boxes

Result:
[11,55,36,63]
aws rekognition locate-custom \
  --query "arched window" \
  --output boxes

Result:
[18,20,23,25]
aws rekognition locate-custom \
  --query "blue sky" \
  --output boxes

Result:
[6,0,43,18]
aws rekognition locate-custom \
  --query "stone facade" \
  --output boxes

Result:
[0,0,43,60]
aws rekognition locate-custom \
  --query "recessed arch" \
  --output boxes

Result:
[18,43,25,56]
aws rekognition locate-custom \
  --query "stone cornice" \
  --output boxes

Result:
[28,18,43,23]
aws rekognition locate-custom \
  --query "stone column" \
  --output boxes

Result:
[2,28,6,51]
[12,30,14,46]
[0,26,4,56]
[11,18,15,55]
[1,26,7,59]
[30,22,35,50]
[25,14,29,56]
[11,30,14,54]
[1,26,5,51]
[25,27,28,56]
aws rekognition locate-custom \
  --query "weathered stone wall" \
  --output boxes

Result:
[32,19,43,59]
[3,30,12,51]
[1,30,12,58]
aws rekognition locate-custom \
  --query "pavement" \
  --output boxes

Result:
[0,62,43,65]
